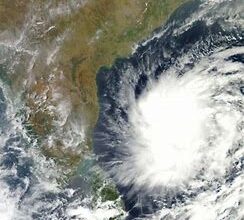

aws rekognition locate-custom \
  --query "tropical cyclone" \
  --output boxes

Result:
[94,0,244,219]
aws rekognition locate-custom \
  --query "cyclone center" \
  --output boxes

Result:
[130,73,212,187]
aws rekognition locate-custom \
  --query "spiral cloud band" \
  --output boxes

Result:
[94,0,244,219]
[128,47,244,190]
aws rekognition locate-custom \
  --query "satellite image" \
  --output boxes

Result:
[0,0,243,219]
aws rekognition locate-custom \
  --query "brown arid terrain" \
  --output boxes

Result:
[0,0,187,179]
